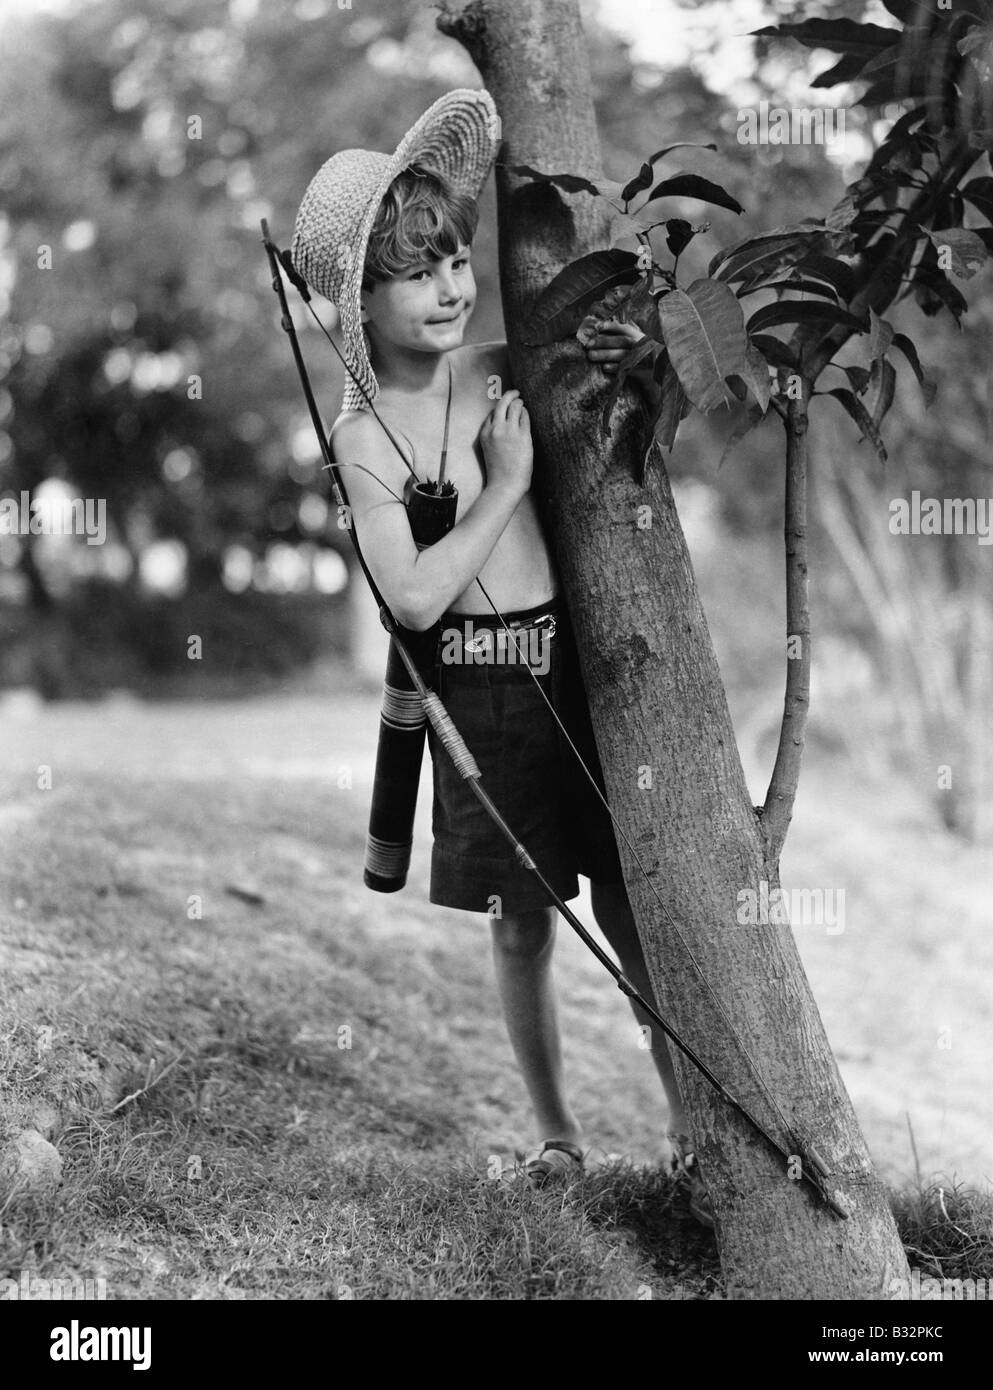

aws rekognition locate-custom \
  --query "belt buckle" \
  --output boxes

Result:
[529,612,557,639]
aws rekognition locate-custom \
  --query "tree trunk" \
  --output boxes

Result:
[438,0,910,1298]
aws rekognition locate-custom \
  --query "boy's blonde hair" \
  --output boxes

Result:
[362,163,479,290]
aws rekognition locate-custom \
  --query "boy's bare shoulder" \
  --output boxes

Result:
[329,409,412,504]
[332,408,403,465]
[330,408,379,451]
[464,340,510,389]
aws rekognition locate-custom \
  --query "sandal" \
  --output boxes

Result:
[524,1138,585,1188]
[667,1132,715,1229]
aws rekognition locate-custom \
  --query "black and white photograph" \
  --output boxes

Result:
[1,0,991,1339]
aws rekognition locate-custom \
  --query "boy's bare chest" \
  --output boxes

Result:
[395,411,491,514]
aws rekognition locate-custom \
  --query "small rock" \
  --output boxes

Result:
[1,1128,63,1194]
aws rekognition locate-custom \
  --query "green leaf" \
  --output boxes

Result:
[737,276,840,302]
[853,78,911,108]
[751,19,900,59]
[749,334,801,373]
[811,52,878,88]
[525,251,641,346]
[666,219,695,258]
[826,194,860,232]
[961,177,993,223]
[823,388,888,464]
[658,278,761,414]
[600,337,657,434]
[789,252,857,300]
[649,353,690,454]
[719,402,767,471]
[868,358,897,429]
[921,226,989,279]
[840,364,867,397]
[869,308,895,362]
[508,165,604,197]
[746,301,866,335]
[891,332,937,406]
[864,106,931,178]
[621,162,655,206]
[647,142,718,163]
[857,47,905,81]
[611,209,711,247]
[645,174,744,216]
[842,364,872,395]
[912,263,967,322]
[623,278,663,336]
[711,226,850,284]
[727,343,772,413]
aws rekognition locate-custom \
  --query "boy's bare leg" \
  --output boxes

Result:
[489,907,583,1146]
[589,878,689,1136]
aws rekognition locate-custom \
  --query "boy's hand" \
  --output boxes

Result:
[480,389,533,498]
[581,319,647,375]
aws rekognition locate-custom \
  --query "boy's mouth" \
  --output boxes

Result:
[428,308,464,324]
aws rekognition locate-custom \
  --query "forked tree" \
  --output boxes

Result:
[437,0,992,1297]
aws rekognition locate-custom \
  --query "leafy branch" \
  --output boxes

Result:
[510,0,993,860]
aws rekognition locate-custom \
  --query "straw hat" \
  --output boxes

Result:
[291,88,501,413]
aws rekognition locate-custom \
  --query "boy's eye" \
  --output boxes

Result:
[406,254,470,281]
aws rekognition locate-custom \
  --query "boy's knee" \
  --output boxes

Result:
[490,907,556,959]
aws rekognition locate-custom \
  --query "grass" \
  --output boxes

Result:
[0,959,719,1300]
[0,681,990,1299]
[892,1181,993,1286]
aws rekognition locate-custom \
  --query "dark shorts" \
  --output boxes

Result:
[426,596,623,913]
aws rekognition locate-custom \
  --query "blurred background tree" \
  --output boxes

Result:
[0,0,988,838]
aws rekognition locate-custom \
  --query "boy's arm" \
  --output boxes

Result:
[332,391,532,632]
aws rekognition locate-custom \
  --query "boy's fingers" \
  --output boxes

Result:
[491,388,520,422]
[592,333,644,351]
[600,319,644,339]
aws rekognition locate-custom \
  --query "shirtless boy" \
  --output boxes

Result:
[291,89,710,1221]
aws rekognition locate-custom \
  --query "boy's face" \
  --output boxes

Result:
[360,245,476,356]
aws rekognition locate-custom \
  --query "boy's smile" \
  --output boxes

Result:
[361,246,476,358]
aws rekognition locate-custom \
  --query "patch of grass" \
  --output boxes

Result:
[0,750,701,1298]
[2,693,989,1299]
[0,1003,711,1299]
[892,1180,993,1282]
[311,1155,714,1300]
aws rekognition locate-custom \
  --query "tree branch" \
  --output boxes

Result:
[761,387,810,859]
[759,134,983,856]
[802,136,982,382]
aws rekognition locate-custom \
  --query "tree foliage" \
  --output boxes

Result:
[513,1,993,474]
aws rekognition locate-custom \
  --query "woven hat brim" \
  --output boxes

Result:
[291,88,501,413]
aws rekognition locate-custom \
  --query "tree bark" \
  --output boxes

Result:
[438,0,910,1298]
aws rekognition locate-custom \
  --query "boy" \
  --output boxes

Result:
[292,90,710,1221]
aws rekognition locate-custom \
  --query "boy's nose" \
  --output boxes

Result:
[437,270,462,303]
